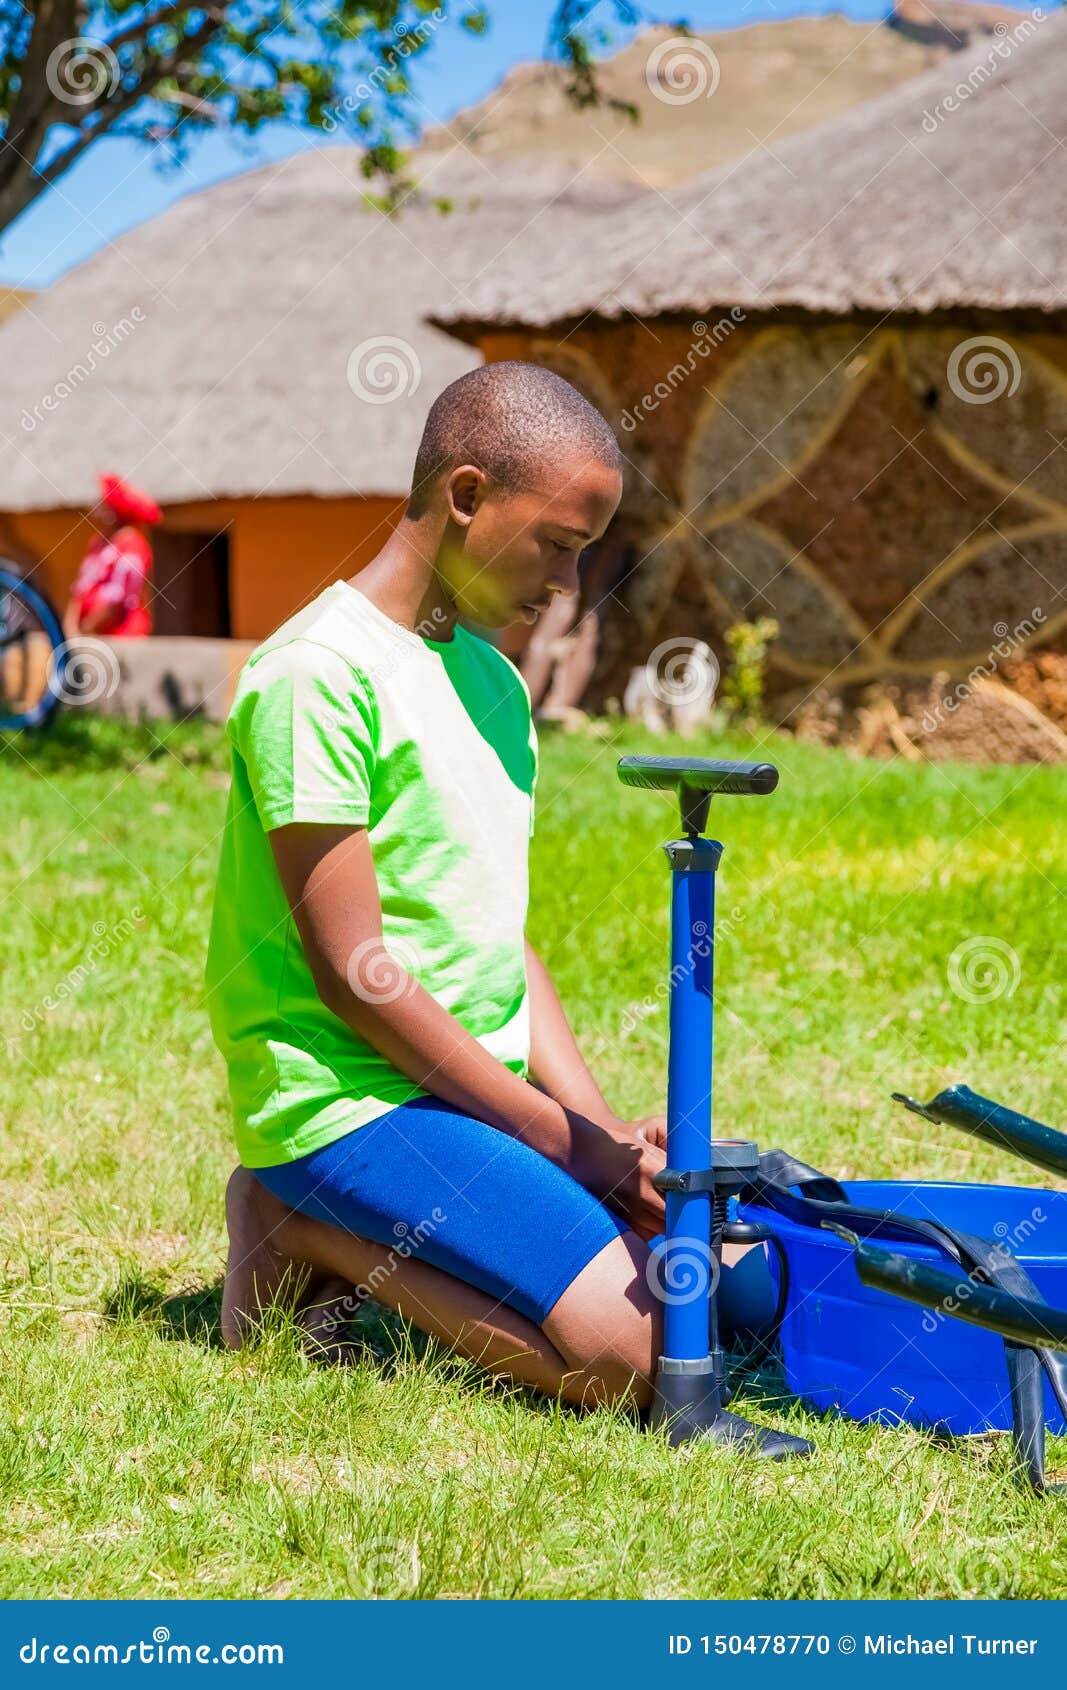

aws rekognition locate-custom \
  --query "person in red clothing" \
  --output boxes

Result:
[63,473,161,639]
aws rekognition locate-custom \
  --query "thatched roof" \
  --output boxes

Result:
[0,152,633,512]
[438,10,1067,333]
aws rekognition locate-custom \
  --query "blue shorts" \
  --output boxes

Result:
[254,1096,629,1326]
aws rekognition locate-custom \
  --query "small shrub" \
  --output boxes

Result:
[721,618,779,726]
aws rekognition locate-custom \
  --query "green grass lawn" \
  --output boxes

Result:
[1,712,1065,1598]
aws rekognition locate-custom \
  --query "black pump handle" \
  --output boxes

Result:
[617,756,779,837]
[617,756,779,798]
[836,1228,1067,1352]
[894,1084,1067,1182]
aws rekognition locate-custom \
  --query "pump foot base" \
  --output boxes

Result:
[650,1363,812,1459]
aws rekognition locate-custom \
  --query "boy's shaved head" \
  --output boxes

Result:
[401,359,623,630]
[409,360,622,516]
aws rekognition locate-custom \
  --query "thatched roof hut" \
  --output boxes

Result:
[433,11,1067,757]
[0,150,632,513]
[0,149,633,643]
[438,8,1067,334]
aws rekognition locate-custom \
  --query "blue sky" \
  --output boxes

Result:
[0,0,988,287]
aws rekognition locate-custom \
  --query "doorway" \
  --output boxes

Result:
[150,529,232,636]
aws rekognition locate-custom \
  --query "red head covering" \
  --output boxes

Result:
[99,472,161,526]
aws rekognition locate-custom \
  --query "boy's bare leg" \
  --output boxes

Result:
[221,1169,359,1359]
[222,1166,660,1409]
[295,1277,366,1363]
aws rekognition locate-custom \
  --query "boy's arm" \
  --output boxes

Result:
[525,942,667,1146]
[269,822,666,1240]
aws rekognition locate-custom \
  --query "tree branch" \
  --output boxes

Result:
[35,9,225,191]
[106,0,227,56]
[0,0,80,212]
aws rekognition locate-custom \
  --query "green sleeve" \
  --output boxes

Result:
[234,640,380,832]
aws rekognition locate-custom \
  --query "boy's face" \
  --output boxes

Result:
[439,456,623,629]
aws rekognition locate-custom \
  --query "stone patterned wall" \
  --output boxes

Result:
[481,319,1067,706]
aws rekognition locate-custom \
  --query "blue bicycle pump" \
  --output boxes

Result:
[618,755,811,1458]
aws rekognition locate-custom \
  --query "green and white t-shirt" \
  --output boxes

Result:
[205,581,537,1169]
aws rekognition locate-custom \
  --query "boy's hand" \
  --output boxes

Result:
[625,1114,668,1152]
[572,1114,667,1242]
[608,1123,668,1243]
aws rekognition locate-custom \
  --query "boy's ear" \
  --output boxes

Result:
[445,465,486,528]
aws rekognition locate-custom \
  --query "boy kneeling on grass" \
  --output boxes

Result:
[206,361,671,1410]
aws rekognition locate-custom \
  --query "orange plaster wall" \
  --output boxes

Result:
[225,496,403,640]
[1,508,92,603]
[1,493,404,642]
[478,333,535,365]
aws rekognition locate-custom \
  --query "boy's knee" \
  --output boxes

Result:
[547,1247,663,1410]
[564,1333,657,1411]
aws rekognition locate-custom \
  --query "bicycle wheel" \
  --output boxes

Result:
[0,566,66,731]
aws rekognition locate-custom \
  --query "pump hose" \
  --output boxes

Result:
[720,1222,791,1370]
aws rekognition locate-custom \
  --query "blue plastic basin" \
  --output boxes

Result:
[738,1181,1067,1435]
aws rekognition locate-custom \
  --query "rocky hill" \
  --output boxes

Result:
[422,14,957,186]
